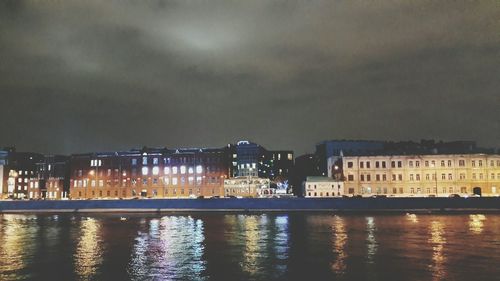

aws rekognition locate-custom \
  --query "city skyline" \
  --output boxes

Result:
[1,1,499,155]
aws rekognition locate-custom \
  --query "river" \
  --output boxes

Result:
[0,213,499,281]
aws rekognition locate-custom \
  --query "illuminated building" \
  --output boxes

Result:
[28,155,70,199]
[342,153,500,197]
[223,176,271,197]
[69,146,233,199]
[234,140,293,189]
[0,148,44,199]
[303,176,344,198]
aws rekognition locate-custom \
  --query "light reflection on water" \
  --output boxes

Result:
[331,216,347,274]
[429,220,446,281]
[0,213,499,281]
[74,217,102,281]
[469,214,486,234]
[0,215,37,280]
[366,216,377,264]
[127,216,206,281]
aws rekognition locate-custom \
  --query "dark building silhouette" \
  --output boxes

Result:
[29,155,70,199]
[290,154,321,196]
[0,147,44,199]
[234,140,294,190]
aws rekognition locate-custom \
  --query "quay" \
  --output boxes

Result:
[1,197,500,213]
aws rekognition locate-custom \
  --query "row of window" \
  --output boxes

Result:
[75,165,217,177]
[307,184,342,189]
[356,186,498,194]
[347,159,500,169]
[76,187,217,198]
[73,176,221,188]
[307,192,341,197]
[351,172,500,182]
[132,156,221,166]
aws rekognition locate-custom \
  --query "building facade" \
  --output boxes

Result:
[28,155,70,199]
[303,176,344,198]
[316,140,385,177]
[0,148,44,199]
[223,176,271,197]
[69,146,233,199]
[234,141,293,179]
[342,154,500,197]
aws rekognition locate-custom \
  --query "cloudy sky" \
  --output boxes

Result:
[1,0,499,155]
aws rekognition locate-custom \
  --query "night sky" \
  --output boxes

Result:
[1,0,499,155]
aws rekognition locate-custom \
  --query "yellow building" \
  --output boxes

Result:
[342,154,500,197]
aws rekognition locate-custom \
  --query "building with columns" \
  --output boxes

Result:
[342,153,500,197]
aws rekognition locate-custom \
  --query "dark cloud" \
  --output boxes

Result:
[0,0,499,155]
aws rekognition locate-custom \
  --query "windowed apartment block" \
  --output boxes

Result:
[69,146,234,199]
[342,154,500,197]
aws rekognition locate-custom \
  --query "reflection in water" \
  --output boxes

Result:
[429,221,446,281]
[366,217,377,264]
[242,215,262,275]
[274,216,290,276]
[274,215,290,276]
[0,215,37,279]
[1,214,500,281]
[469,214,486,234]
[331,216,347,274]
[406,213,419,223]
[74,217,102,281]
[128,216,206,280]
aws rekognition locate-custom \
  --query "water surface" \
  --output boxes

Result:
[0,213,499,281]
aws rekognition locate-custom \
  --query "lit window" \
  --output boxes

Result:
[172,167,178,174]
[164,167,170,174]
[142,157,148,165]
[172,178,178,185]
[142,167,149,175]
[180,166,186,174]
[153,158,159,165]
[288,154,293,160]
[188,167,194,174]
[152,167,159,175]
[196,165,203,173]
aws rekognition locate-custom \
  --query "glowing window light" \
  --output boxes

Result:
[196,165,203,174]
[188,167,194,174]
[172,167,178,174]
[180,166,186,174]
[164,167,170,174]
[152,167,159,175]
[142,167,149,176]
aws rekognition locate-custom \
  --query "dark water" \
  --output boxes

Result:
[0,213,499,281]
